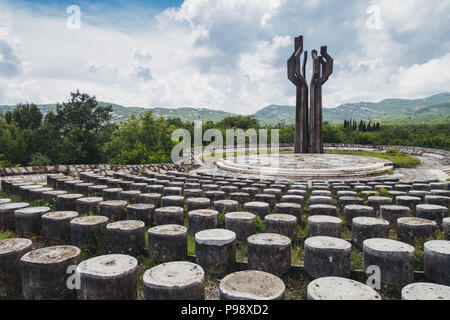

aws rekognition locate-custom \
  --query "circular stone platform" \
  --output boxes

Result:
[216,153,392,179]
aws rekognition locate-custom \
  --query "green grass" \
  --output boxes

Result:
[326,148,421,168]
[187,232,196,255]
[0,230,14,240]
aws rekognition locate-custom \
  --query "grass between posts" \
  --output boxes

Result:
[325,148,421,168]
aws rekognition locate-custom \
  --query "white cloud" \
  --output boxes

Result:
[0,0,448,113]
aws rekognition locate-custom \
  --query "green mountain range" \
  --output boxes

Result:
[1,92,449,124]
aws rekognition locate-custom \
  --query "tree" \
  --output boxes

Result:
[5,103,43,130]
[104,111,174,164]
[54,90,114,164]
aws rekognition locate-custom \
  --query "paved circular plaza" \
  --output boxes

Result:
[215,153,393,179]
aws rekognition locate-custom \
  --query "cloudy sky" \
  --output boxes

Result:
[0,0,449,114]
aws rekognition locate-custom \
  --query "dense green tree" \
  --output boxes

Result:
[5,103,43,130]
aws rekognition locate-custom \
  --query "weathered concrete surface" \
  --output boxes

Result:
[363,238,414,286]
[307,215,342,238]
[401,282,450,300]
[264,214,297,240]
[424,240,450,285]
[307,277,381,300]
[41,211,79,244]
[416,204,448,225]
[70,216,108,249]
[148,224,187,262]
[106,220,145,254]
[188,209,218,235]
[224,211,256,241]
[155,206,184,226]
[304,236,351,279]
[397,217,436,245]
[0,238,32,299]
[143,261,205,300]
[14,206,50,237]
[99,200,127,222]
[77,254,138,300]
[20,245,81,300]
[247,233,291,276]
[220,270,285,300]
[195,229,236,274]
[0,202,30,230]
[126,203,155,226]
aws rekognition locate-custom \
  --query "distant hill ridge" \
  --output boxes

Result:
[1,92,449,124]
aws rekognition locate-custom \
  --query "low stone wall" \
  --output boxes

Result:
[0,162,199,179]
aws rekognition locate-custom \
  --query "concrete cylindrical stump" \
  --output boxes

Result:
[401,282,450,300]
[0,238,32,298]
[139,193,162,207]
[161,195,185,208]
[76,254,138,300]
[363,238,414,286]
[76,197,103,215]
[148,225,187,262]
[396,196,422,211]
[339,197,364,210]
[424,240,450,285]
[247,233,291,276]
[243,202,270,219]
[265,214,297,240]
[281,195,304,205]
[195,229,236,274]
[343,205,374,227]
[304,237,351,279]
[70,216,108,249]
[275,203,302,220]
[184,189,203,198]
[220,270,285,300]
[102,188,123,201]
[42,211,79,244]
[20,245,81,300]
[397,217,437,245]
[352,217,390,250]
[204,191,226,202]
[119,190,141,204]
[188,209,218,234]
[310,196,333,205]
[0,202,30,230]
[126,203,155,226]
[143,261,205,300]
[308,215,342,238]
[224,212,256,241]
[444,217,450,240]
[213,200,239,213]
[229,192,251,205]
[14,206,50,237]
[380,205,410,228]
[307,277,381,300]
[57,194,84,212]
[425,195,449,207]
[106,220,145,254]
[186,197,210,211]
[155,206,184,226]
[368,196,393,213]
[100,200,127,221]
[416,204,448,225]
[308,204,337,217]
